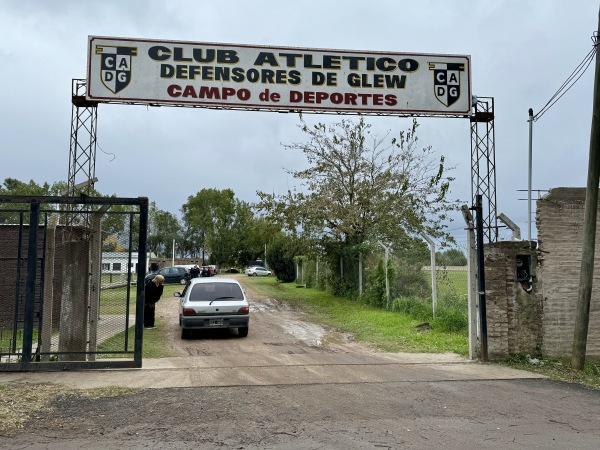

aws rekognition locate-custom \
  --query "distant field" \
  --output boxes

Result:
[433,269,468,300]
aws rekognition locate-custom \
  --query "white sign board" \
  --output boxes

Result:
[86,36,472,116]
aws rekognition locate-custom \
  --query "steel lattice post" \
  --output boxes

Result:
[470,97,498,243]
[67,79,99,227]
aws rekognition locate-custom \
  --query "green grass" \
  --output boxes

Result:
[245,276,468,355]
[434,269,468,300]
[97,316,173,359]
[97,283,183,359]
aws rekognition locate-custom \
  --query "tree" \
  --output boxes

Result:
[147,202,182,257]
[266,233,299,282]
[182,188,270,268]
[436,248,467,266]
[0,178,67,224]
[234,215,280,268]
[258,116,459,247]
[257,116,460,294]
[0,177,154,254]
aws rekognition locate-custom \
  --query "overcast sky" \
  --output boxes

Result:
[1,0,597,247]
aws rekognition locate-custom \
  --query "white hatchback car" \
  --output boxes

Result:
[175,277,249,339]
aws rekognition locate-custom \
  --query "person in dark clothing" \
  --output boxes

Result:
[190,265,200,279]
[144,274,165,329]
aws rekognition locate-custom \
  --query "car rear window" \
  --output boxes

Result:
[189,283,244,301]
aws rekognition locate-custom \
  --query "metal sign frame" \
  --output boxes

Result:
[86,36,472,117]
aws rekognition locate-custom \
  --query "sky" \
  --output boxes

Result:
[1,0,597,248]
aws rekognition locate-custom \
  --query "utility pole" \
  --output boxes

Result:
[572,9,600,370]
[528,108,534,241]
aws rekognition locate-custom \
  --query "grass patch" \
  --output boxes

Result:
[245,276,468,355]
[96,322,172,359]
[98,287,180,359]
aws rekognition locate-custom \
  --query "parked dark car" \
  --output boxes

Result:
[145,266,190,285]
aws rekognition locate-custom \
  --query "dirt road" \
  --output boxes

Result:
[160,273,389,359]
[1,275,600,449]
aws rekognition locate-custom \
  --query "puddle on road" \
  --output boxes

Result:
[251,298,354,348]
[250,298,291,313]
[281,320,353,347]
[283,320,325,346]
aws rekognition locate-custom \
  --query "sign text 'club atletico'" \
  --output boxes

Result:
[86,36,472,116]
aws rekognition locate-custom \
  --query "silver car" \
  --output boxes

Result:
[246,266,272,276]
[175,277,249,339]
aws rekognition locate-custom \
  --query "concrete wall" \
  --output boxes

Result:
[536,187,600,359]
[484,241,542,359]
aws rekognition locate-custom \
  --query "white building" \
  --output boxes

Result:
[101,252,149,273]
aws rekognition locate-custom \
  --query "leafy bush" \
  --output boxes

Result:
[432,304,468,332]
[392,262,430,298]
[266,235,297,282]
[391,296,432,321]
[364,259,387,308]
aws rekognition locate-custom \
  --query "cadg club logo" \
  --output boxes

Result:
[95,45,138,94]
[429,62,465,107]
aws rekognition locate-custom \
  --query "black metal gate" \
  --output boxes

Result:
[0,195,148,371]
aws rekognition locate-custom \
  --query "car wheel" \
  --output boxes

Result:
[237,326,249,337]
[253,273,258,277]
[181,327,192,339]
[179,277,187,285]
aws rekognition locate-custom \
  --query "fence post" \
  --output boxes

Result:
[41,213,59,361]
[420,232,437,317]
[377,241,391,309]
[461,205,479,360]
[359,252,363,297]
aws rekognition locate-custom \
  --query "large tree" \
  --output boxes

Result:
[183,188,258,267]
[257,116,459,249]
[147,201,182,257]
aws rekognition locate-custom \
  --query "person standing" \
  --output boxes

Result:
[144,274,164,329]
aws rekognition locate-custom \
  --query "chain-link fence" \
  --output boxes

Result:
[292,238,469,315]
[0,195,148,371]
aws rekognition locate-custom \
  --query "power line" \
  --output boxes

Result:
[534,32,598,121]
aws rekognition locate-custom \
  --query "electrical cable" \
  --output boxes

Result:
[534,32,598,121]
[97,142,116,162]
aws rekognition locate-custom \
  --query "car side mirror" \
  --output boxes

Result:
[174,292,181,297]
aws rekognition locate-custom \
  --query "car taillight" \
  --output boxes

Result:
[182,308,196,316]
[238,306,249,314]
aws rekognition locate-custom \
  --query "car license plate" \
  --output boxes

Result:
[209,319,223,326]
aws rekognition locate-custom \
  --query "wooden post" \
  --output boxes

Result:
[572,8,600,370]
